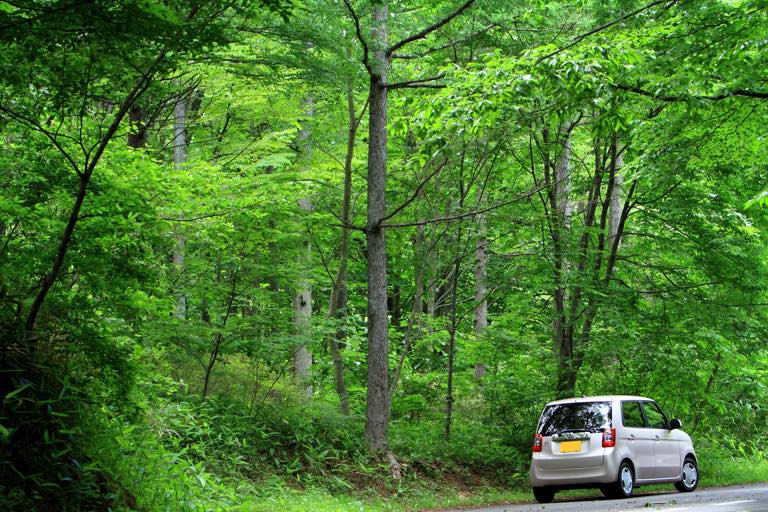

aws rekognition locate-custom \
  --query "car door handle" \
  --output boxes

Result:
[628,434,635,440]
[655,435,661,441]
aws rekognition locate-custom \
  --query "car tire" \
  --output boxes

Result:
[606,461,634,499]
[532,486,555,503]
[674,456,698,492]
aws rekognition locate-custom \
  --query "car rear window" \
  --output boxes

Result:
[537,401,612,436]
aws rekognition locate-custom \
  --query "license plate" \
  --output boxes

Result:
[559,440,582,453]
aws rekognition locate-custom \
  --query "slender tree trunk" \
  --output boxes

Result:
[555,134,573,227]
[473,184,488,379]
[201,333,221,398]
[387,182,426,416]
[692,352,721,430]
[541,127,569,396]
[558,136,634,396]
[173,95,187,319]
[609,152,624,245]
[553,131,572,394]
[364,2,390,453]
[202,272,238,398]
[444,256,460,441]
[413,225,425,317]
[426,173,441,319]
[389,284,401,329]
[556,133,605,397]
[427,262,438,317]
[327,80,358,415]
[24,73,154,338]
[294,96,314,396]
[574,176,637,381]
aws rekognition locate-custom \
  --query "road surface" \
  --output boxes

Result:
[441,484,768,512]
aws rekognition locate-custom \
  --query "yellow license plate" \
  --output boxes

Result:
[559,440,582,453]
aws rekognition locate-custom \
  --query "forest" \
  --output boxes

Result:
[1,0,768,510]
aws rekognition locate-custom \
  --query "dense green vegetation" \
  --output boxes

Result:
[1,0,768,510]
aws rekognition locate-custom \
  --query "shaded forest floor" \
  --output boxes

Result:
[6,356,768,512]
[4,360,768,512]
[10,390,766,512]
[3,388,768,512]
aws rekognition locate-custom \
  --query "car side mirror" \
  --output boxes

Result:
[669,418,683,430]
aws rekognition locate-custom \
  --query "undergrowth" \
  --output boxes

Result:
[4,352,767,512]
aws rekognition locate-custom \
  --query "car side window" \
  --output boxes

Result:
[621,401,645,428]
[642,401,668,429]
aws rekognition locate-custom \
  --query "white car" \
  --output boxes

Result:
[530,395,698,503]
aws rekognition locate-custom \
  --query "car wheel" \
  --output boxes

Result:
[606,461,634,499]
[674,457,698,492]
[532,486,555,503]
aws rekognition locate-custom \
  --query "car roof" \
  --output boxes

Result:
[545,395,653,406]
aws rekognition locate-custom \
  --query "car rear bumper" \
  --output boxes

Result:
[530,456,620,488]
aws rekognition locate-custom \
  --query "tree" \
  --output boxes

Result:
[344,0,478,453]
[0,0,291,344]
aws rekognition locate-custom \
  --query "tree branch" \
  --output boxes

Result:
[387,0,476,56]
[24,51,166,337]
[342,0,372,75]
[383,183,546,229]
[616,83,768,102]
[387,73,446,90]
[391,23,496,59]
[535,0,673,64]
[0,106,82,177]
[376,158,447,228]
[330,209,365,232]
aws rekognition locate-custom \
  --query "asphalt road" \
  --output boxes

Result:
[442,484,768,512]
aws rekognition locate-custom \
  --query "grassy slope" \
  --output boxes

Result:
[97,387,768,512]
[231,457,768,512]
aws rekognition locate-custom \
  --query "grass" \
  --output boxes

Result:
[234,485,534,512]
[226,456,768,512]
[701,456,768,487]
[92,392,768,512]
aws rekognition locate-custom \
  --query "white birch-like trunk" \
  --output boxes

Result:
[555,135,573,228]
[552,132,571,352]
[609,153,624,245]
[294,96,314,396]
[473,184,488,379]
[173,96,187,319]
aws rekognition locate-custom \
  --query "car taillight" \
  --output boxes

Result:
[602,428,616,448]
[532,433,543,452]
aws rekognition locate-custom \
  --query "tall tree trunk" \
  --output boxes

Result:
[553,130,572,393]
[173,95,187,319]
[444,256,461,440]
[473,184,488,379]
[555,133,573,228]
[540,127,569,396]
[327,79,358,415]
[426,173,441,319]
[294,96,314,396]
[413,225,425,318]
[609,152,624,245]
[557,136,634,397]
[365,1,390,453]
[426,256,438,317]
